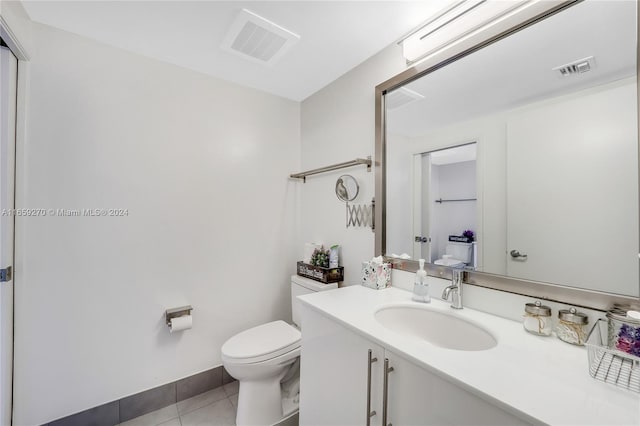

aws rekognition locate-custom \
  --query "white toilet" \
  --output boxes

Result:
[434,241,474,267]
[221,275,338,426]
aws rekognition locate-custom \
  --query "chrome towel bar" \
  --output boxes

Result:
[290,156,371,182]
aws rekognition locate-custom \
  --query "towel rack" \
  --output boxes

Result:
[290,156,371,182]
[435,198,477,203]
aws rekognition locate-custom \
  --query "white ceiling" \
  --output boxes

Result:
[387,0,637,137]
[20,0,455,101]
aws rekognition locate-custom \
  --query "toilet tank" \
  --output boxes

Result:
[291,275,338,327]
[445,242,473,264]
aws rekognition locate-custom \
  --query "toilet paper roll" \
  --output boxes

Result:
[169,315,192,333]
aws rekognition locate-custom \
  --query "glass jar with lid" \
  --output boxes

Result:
[523,301,553,336]
[606,305,640,356]
[555,308,589,345]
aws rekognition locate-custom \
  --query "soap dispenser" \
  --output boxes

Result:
[412,259,430,303]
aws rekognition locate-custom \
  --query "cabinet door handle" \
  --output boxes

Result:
[366,349,378,425]
[382,358,394,426]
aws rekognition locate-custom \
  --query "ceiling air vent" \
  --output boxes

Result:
[386,88,425,110]
[553,56,595,77]
[222,9,300,66]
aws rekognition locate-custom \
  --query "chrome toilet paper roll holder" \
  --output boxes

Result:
[165,305,193,328]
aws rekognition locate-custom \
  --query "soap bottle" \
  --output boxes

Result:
[412,259,430,303]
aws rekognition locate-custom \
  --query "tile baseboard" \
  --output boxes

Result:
[43,366,233,426]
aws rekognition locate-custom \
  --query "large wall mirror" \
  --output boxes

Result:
[376,0,640,308]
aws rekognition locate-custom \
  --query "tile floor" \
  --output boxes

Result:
[119,381,239,426]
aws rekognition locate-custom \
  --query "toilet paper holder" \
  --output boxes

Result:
[165,305,193,328]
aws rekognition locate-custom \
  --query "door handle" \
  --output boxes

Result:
[382,358,394,426]
[366,349,377,425]
[510,250,528,260]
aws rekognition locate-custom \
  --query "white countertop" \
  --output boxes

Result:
[298,285,640,426]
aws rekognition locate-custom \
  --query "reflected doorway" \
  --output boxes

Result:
[413,143,477,268]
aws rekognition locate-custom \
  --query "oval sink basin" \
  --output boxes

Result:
[375,305,497,351]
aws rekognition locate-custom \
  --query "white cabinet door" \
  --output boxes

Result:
[300,306,384,426]
[384,349,530,426]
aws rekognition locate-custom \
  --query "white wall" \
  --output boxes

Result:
[300,44,407,284]
[13,22,300,425]
[386,133,413,257]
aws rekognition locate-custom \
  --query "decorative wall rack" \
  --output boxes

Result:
[347,198,375,231]
[290,156,371,182]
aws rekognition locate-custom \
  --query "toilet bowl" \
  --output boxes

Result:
[221,275,338,426]
[222,321,301,426]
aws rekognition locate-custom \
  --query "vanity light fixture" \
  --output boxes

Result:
[400,0,549,65]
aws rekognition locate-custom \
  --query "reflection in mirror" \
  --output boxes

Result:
[390,143,478,268]
[335,175,359,202]
[384,0,639,297]
[425,144,477,269]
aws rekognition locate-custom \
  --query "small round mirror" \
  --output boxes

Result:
[335,175,359,202]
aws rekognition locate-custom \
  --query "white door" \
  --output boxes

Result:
[0,44,17,426]
[506,80,638,293]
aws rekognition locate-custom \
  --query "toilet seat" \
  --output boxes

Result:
[221,320,301,365]
[434,257,464,267]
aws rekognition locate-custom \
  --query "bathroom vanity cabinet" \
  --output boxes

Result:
[297,285,638,426]
[299,306,528,426]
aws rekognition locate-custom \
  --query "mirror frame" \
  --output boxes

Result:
[374,0,640,310]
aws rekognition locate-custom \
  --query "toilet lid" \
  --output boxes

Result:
[221,320,301,364]
[434,257,464,266]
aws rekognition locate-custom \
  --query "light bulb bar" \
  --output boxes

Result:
[401,0,560,65]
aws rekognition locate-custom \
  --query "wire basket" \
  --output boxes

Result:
[586,319,640,393]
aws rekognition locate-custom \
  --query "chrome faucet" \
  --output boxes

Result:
[442,268,464,309]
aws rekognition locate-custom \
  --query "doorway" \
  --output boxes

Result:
[413,143,477,265]
[0,37,18,426]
